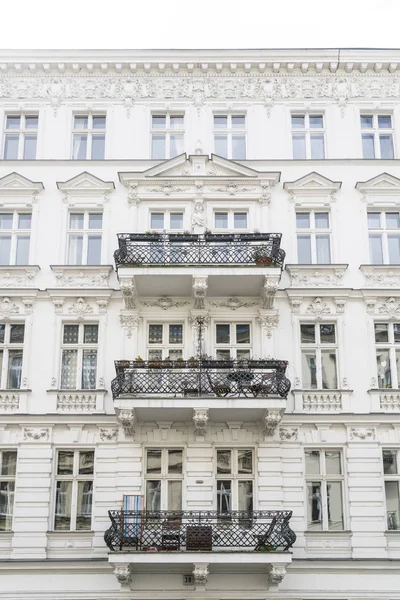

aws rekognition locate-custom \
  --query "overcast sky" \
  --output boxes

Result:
[1,0,399,50]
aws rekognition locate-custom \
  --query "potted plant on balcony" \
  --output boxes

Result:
[129,231,163,242]
[187,356,199,368]
[253,247,273,266]
[174,357,185,368]
[238,231,268,242]
[204,228,235,243]
[132,355,144,368]
[163,357,173,368]
[169,230,198,243]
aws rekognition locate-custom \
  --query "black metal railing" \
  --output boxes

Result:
[112,359,291,399]
[114,233,285,268]
[104,510,296,552]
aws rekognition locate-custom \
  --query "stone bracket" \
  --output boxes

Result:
[264,409,284,436]
[261,274,280,310]
[268,563,287,587]
[113,563,133,586]
[192,275,208,310]
[115,408,136,437]
[119,276,137,309]
[193,408,209,436]
[193,562,209,587]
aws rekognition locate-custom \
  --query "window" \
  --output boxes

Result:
[0,451,17,531]
[60,324,98,390]
[368,211,400,265]
[305,449,344,531]
[361,114,394,159]
[215,323,251,360]
[54,450,94,531]
[291,113,325,159]
[300,323,338,389]
[3,114,38,160]
[296,212,331,264]
[0,323,24,389]
[150,211,184,231]
[216,449,254,513]
[67,212,102,265]
[0,212,31,266]
[374,322,400,388]
[213,114,246,159]
[151,114,184,159]
[214,211,248,230]
[145,448,183,511]
[147,323,183,360]
[383,449,400,530]
[72,114,106,160]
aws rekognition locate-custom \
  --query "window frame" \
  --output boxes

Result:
[360,113,395,159]
[0,323,25,390]
[295,210,332,264]
[3,113,38,160]
[214,447,255,512]
[72,113,106,160]
[213,113,247,160]
[374,322,400,389]
[150,113,185,160]
[66,210,103,265]
[214,322,252,360]
[147,322,184,360]
[367,210,400,265]
[300,322,339,390]
[0,211,32,266]
[382,448,400,530]
[149,210,185,232]
[144,447,184,511]
[0,450,17,532]
[213,210,249,232]
[291,112,326,160]
[60,323,99,390]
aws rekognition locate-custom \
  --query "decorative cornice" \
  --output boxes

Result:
[286,264,348,288]
[209,297,259,311]
[360,265,400,288]
[51,265,112,288]
[56,172,115,200]
[284,172,341,204]
[141,296,190,310]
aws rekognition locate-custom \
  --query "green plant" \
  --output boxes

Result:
[135,355,144,361]
[176,357,184,362]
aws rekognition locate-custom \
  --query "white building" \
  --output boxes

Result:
[0,48,400,599]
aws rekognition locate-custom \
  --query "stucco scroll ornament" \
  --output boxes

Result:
[378,297,400,320]
[100,428,118,442]
[209,297,258,311]
[192,276,208,310]
[0,297,19,321]
[279,427,299,441]
[141,297,189,310]
[193,408,209,437]
[306,297,331,320]
[121,79,139,117]
[120,279,137,309]
[23,428,50,441]
[127,182,139,206]
[333,78,351,117]
[264,409,283,436]
[116,409,136,437]
[114,564,132,586]
[148,183,190,196]
[268,564,287,586]
[349,427,376,441]
[68,297,93,320]
[119,313,141,339]
[257,313,279,338]
[46,79,66,116]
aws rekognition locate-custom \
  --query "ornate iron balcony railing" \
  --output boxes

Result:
[114,232,285,268]
[112,359,291,399]
[104,510,296,552]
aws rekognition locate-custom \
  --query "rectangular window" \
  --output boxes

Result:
[213,114,246,159]
[60,324,98,390]
[151,114,184,159]
[72,114,106,160]
[54,450,94,531]
[3,114,38,159]
[375,322,400,388]
[147,323,183,360]
[0,323,24,389]
[145,448,183,511]
[216,448,254,514]
[305,449,344,531]
[300,323,338,389]
[67,212,102,265]
[296,211,331,264]
[149,211,184,231]
[0,450,17,531]
[213,211,248,231]
[215,323,251,360]
[291,113,325,159]
[368,211,400,264]
[383,449,400,530]
[0,212,31,266]
[361,114,394,159]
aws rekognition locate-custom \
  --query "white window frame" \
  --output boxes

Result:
[66,211,103,265]
[382,448,400,530]
[0,450,17,532]
[291,112,326,159]
[0,211,32,266]
[60,323,99,390]
[144,447,184,511]
[215,448,255,512]
[296,210,332,264]
[360,113,395,159]
[72,113,106,160]
[367,210,400,265]
[147,322,184,360]
[0,323,25,390]
[213,210,249,232]
[213,113,247,159]
[149,210,185,232]
[151,113,185,160]
[214,322,252,360]
[53,449,94,531]
[300,322,338,390]
[305,448,345,531]
[3,113,38,160]
[374,322,400,389]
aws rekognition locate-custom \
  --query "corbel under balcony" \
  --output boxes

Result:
[286,264,348,288]
[0,265,40,289]
[293,389,353,413]
[360,264,400,288]
[50,265,113,289]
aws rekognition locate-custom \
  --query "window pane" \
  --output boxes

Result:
[149,324,163,344]
[232,115,245,128]
[168,449,182,474]
[88,213,103,229]
[170,115,184,129]
[375,323,389,343]
[10,324,24,344]
[368,213,381,229]
[233,213,247,229]
[79,451,94,475]
[150,213,164,230]
[91,135,105,160]
[70,214,84,230]
[232,135,246,159]
[216,349,231,361]
[152,115,166,129]
[170,213,183,230]
[217,450,231,474]
[76,481,93,530]
[170,134,184,158]
[297,235,312,264]
[369,234,383,264]
[214,134,228,158]
[388,235,400,264]
[327,481,344,530]
[362,134,375,159]
[394,324,400,343]
[214,115,227,129]
[386,213,400,229]
[378,115,392,129]
[360,115,373,129]
[301,324,315,343]
[151,134,165,159]
[54,481,72,530]
[310,134,325,159]
[0,236,11,265]
[148,349,162,361]
[92,115,106,129]
[63,324,79,344]
[296,213,310,229]
[68,236,83,265]
[23,136,37,160]
[0,325,4,344]
[315,212,329,229]
[169,324,183,344]
[236,324,250,344]
[82,349,97,389]
[316,235,331,264]
[168,480,182,511]
[237,349,251,360]
[1,452,17,477]
[0,215,12,230]
[74,116,88,129]
[380,135,394,159]
[309,115,324,128]
[377,348,392,388]
[215,212,228,229]
[147,449,162,474]
[326,451,342,475]
[6,116,20,129]
[146,481,161,511]
[320,324,336,344]
[87,236,102,265]
[307,481,323,529]
[7,350,22,389]
[217,480,231,512]
[291,115,305,128]
[216,324,230,344]
[305,450,320,475]
[386,481,400,530]
[61,349,78,389]
[84,325,98,344]
[18,214,31,229]
[238,450,253,474]
[0,481,14,531]
[302,350,317,388]
[321,350,337,389]
[292,134,306,159]
[16,236,30,265]
[396,349,400,389]
[57,451,74,475]
[72,134,87,160]
[4,135,19,159]
[383,450,398,475]
[238,481,253,512]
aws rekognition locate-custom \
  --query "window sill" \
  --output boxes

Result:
[286,264,348,288]
[47,530,94,536]
[305,530,352,535]
[360,264,400,287]
[293,389,353,413]
[50,265,113,289]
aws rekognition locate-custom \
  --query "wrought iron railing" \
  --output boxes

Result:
[104,510,296,552]
[112,359,291,399]
[114,233,285,268]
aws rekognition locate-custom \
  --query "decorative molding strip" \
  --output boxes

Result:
[286,265,347,287]
[0,393,19,411]
[57,393,96,412]
[141,296,190,310]
[51,266,112,288]
[209,297,259,311]
[0,266,39,288]
[380,393,400,411]
[360,265,400,288]
[303,392,342,411]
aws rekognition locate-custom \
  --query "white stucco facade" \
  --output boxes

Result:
[0,48,399,599]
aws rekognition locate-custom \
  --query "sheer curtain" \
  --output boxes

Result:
[68,235,83,265]
[82,350,97,389]
[61,350,77,389]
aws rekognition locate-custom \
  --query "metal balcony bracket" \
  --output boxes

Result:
[193,408,209,436]
[264,409,284,436]
[115,407,136,437]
